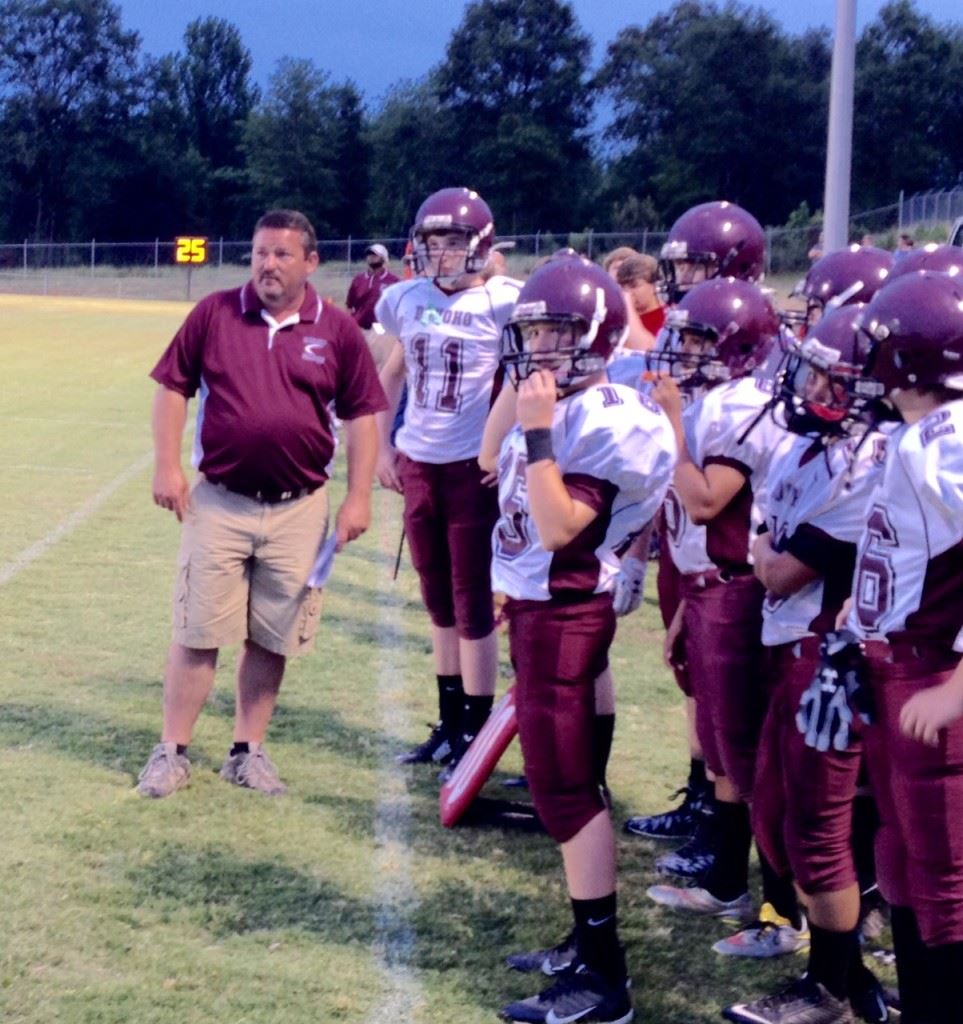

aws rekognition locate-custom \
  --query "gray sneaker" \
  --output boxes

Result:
[136,742,191,798]
[219,744,288,795]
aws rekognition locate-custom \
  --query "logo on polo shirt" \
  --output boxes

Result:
[302,337,329,365]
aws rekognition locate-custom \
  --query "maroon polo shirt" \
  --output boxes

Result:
[150,281,387,499]
[345,268,399,329]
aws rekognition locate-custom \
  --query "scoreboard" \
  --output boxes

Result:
[174,236,208,265]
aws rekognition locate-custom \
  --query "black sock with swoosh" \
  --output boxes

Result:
[571,892,624,983]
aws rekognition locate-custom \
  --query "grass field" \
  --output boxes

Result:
[0,294,891,1024]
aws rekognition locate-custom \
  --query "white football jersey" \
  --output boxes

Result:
[687,376,796,572]
[847,399,963,652]
[375,275,522,462]
[604,351,712,573]
[492,382,677,601]
[606,350,653,389]
[663,400,712,575]
[762,431,887,646]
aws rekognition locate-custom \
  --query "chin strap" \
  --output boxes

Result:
[841,398,901,489]
[736,400,771,446]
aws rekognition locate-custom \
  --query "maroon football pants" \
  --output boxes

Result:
[752,639,864,894]
[398,454,498,640]
[681,572,767,801]
[507,594,615,843]
[863,650,963,946]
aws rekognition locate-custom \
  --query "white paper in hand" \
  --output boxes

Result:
[307,534,337,589]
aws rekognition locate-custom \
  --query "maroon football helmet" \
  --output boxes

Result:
[776,304,873,437]
[886,242,963,282]
[791,246,893,334]
[652,278,779,390]
[659,201,766,303]
[410,187,495,279]
[547,246,582,261]
[858,271,963,396]
[500,257,627,391]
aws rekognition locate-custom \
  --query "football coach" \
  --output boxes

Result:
[136,209,387,799]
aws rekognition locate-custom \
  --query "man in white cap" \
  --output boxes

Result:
[346,243,399,329]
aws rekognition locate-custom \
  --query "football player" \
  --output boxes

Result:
[479,251,643,802]
[642,279,801,937]
[784,244,893,338]
[843,271,963,1022]
[722,305,890,1022]
[493,257,676,1024]
[657,200,766,306]
[375,188,521,776]
[773,244,896,939]
[882,240,963,281]
[622,202,767,851]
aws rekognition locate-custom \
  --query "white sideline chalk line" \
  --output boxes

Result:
[0,450,154,587]
[2,464,98,475]
[367,496,421,1023]
[1,415,139,428]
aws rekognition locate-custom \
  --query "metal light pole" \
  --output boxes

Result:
[822,0,857,253]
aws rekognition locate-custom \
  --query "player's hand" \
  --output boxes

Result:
[480,470,498,487]
[334,491,371,551]
[153,464,190,522]
[900,681,963,747]
[651,373,684,422]
[613,556,648,617]
[751,532,773,584]
[376,448,403,493]
[516,369,557,430]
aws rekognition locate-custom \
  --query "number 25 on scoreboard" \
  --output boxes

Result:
[174,236,208,265]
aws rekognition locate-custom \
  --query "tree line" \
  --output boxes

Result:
[0,0,961,243]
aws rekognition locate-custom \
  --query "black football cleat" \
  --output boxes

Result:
[623,783,707,841]
[848,965,889,1023]
[505,929,577,976]
[395,722,451,765]
[501,962,633,1024]
[654,803,718,878]
[437,728,479,783]
[722,976,854,1024]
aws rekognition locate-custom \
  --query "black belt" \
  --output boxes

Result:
[205,477,319,504]
[683,566,755,589]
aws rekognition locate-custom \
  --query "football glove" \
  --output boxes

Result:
[796,629,874,752]
[613,556,647,617]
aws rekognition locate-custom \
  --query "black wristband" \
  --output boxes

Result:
[524,428,554,464]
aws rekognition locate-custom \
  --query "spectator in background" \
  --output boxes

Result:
[617,253,666,343]
[346,244,399,329]
[402,240,416,280]
[896,232,915,251]
[602,245,639,280]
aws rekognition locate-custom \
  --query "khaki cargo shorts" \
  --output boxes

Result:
[171,477,329,656]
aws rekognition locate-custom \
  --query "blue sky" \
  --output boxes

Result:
[116,0,962,99]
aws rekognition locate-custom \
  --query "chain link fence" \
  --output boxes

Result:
[898,186,963,230]
[1,191,959,303]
